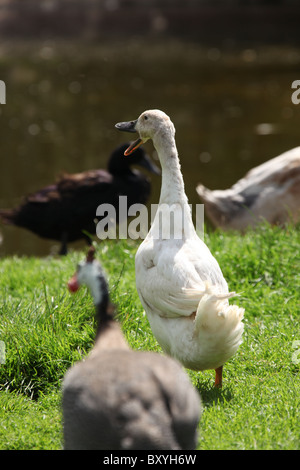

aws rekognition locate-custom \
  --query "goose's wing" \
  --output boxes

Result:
[136,237,231,319]
[181,237,229,290]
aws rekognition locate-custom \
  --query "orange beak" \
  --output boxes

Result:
[115,119,144,156]
[124,138,143,156]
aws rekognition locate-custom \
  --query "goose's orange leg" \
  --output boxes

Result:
[214,366,223,388]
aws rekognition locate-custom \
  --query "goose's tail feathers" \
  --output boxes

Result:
[192,283,244,351]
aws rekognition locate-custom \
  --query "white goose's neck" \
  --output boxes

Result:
[153,132,188,207]
[150,130,195,240]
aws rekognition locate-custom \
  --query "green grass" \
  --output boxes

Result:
[0,225,299,450]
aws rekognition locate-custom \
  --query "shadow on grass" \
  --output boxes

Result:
[195,379,233,406]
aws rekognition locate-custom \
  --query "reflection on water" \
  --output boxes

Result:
[0,39,300,256]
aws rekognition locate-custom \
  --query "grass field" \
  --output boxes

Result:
[0,224,299,450]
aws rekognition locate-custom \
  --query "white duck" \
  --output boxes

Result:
[116,110,244,387]
[196,147,300,231]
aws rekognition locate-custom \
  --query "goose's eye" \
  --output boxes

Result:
[144,115,148,120]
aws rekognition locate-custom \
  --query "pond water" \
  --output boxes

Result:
[0,39,300,256]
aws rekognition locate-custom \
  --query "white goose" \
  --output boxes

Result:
[116,110,244,387]
[196,147,300,231]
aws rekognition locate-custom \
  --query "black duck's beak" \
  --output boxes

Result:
[115,119,143,156]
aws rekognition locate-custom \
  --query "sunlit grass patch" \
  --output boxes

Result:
[0,225,299,449]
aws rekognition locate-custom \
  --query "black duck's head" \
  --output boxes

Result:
[108,143,160,176]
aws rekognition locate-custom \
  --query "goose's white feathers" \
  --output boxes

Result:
[136,235,231,319]
[136,234,244,371]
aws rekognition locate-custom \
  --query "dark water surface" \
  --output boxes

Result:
[0,39,300,256]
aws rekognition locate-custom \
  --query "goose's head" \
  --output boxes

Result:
[68,246,108,306]
[115,109,175,156]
